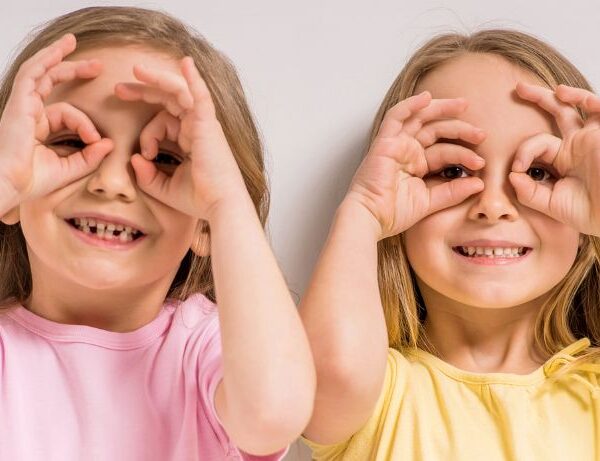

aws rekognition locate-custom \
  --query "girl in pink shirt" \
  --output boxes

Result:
[0,6,315,460]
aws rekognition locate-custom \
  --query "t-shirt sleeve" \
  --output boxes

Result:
[302,349,407,460]
[197,316,288,461]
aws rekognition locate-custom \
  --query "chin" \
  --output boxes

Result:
[64,269,136,290]
[449,289,540,309]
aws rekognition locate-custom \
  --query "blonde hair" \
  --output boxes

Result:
[372,29,600,366]
[0,6,269,306]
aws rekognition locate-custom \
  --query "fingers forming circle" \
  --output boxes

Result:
[424,143,485,174]
[139,110,181,159]
[511,132,561,173]
[44,102,101,144]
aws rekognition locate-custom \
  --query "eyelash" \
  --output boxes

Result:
[430,164,557,182]
[49,137,182,167]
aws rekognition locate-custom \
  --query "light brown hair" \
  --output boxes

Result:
[372,29,600,365]
[0,6,269,306]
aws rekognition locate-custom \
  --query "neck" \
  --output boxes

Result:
[419,281,549,374]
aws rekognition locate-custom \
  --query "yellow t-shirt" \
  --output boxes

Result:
[304,338,600,461]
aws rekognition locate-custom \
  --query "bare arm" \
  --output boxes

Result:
[299,199,389,444]
[211,193,316,456]
[299,92,487,445]
[119,57,316,456]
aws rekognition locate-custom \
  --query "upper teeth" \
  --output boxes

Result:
[72,217,142,241]
[460,246,525,257]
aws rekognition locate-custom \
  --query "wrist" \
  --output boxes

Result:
[336,196,383,242]
[204,188,257,225]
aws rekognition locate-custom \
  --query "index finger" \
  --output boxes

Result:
[424,143,486,174]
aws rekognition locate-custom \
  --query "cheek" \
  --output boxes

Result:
[155,209,199,255]
[19,199,58,254]
[404,211,455,269]
[532,216,580,275]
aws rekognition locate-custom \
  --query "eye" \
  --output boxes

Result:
[49,137,87,150]
[438,165,469,180]
[526,165,554,182]
[152,151,182,168]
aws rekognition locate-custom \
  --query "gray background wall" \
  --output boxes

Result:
[2,1,598,459]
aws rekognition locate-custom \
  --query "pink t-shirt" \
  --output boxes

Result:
[0,293,288,461]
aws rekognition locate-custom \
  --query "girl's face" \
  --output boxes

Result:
[404,53,580,310]
[17,46,201,295]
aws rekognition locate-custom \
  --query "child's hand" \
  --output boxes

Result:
[511,83,600,236]
[344,91,486,240]
[115,57,247,221]
[0,33,112,213]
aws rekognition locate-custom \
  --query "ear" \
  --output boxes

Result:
[0,206,20,225]
[190,220,210,257]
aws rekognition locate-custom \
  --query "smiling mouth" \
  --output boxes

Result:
[66,218,145,242]
[452,246,532,258]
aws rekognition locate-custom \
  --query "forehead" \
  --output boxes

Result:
[414,53,556,139]
[46,46,181,128]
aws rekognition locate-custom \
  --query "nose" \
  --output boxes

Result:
[86,144,138,202]
[467,175,519,223]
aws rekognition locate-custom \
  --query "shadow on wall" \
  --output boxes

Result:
[285,126,371,304]
[284,439,313,461]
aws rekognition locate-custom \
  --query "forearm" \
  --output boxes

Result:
[299,198,389,443]
[209,193,315,454]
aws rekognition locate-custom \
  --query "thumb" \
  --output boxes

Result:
[427,177,484,214]
[131,153,170,200]
[509,172,552,215]
[52,138,112,187]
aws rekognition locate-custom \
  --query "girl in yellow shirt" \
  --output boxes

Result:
[300,29,600,460]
